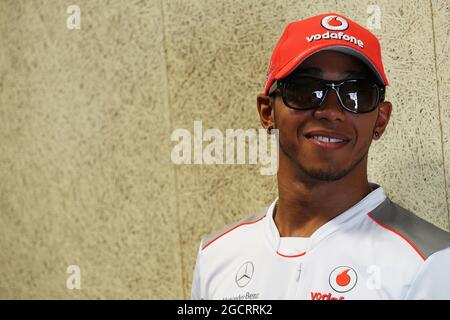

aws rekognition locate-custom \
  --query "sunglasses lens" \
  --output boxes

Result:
[281,78,380,113]
[339,80,378,113]
[283,78,325,110]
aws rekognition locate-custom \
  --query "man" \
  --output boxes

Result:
[191,13,450,300]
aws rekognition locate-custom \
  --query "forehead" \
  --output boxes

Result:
[292,50,371,79]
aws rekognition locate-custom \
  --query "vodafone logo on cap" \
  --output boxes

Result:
[321,15,349,31]
[329,266,358,293]
[306,15,364,48]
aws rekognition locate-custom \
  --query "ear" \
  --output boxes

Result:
[373,101,392,140]
[256,92,276,130]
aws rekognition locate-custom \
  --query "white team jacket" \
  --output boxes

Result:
[191,183,450,300]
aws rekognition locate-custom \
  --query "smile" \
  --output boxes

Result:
[304,135,349,150]
[311,135,344,143]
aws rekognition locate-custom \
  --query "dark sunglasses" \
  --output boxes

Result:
[269,76,385,114]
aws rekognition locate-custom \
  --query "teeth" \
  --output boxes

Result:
[312,135,344,143]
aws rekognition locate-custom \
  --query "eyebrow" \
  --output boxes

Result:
[292,67,370,79]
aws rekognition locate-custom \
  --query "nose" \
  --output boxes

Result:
[312,88,346,122]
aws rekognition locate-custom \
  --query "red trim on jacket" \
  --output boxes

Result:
[202,215,266,250]
[276,251,306,258]
[368,213,426,261]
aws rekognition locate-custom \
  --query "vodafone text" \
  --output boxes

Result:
[306,31,364,48]
[310,292,345,300]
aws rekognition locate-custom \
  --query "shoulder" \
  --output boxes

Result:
[200,207,268,251]
[404,247,450,299]
[367,197,450,260]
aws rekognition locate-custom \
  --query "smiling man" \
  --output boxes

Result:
[191,13,450,300]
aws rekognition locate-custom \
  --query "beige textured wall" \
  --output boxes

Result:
[0,0,448,299]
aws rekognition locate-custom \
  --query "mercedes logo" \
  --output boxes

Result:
[235,261,254,288]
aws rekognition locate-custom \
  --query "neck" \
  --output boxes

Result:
[274,152,372,238]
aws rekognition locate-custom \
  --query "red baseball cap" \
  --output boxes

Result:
[264,13,389,95]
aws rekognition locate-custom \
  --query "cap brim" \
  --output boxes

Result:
[269,43,388,94]
[320,46,386,85]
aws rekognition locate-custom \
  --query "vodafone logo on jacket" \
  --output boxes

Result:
[329,266,358,293]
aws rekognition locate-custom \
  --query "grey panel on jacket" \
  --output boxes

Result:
[369,198,450,259]
[201,208,268,250]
